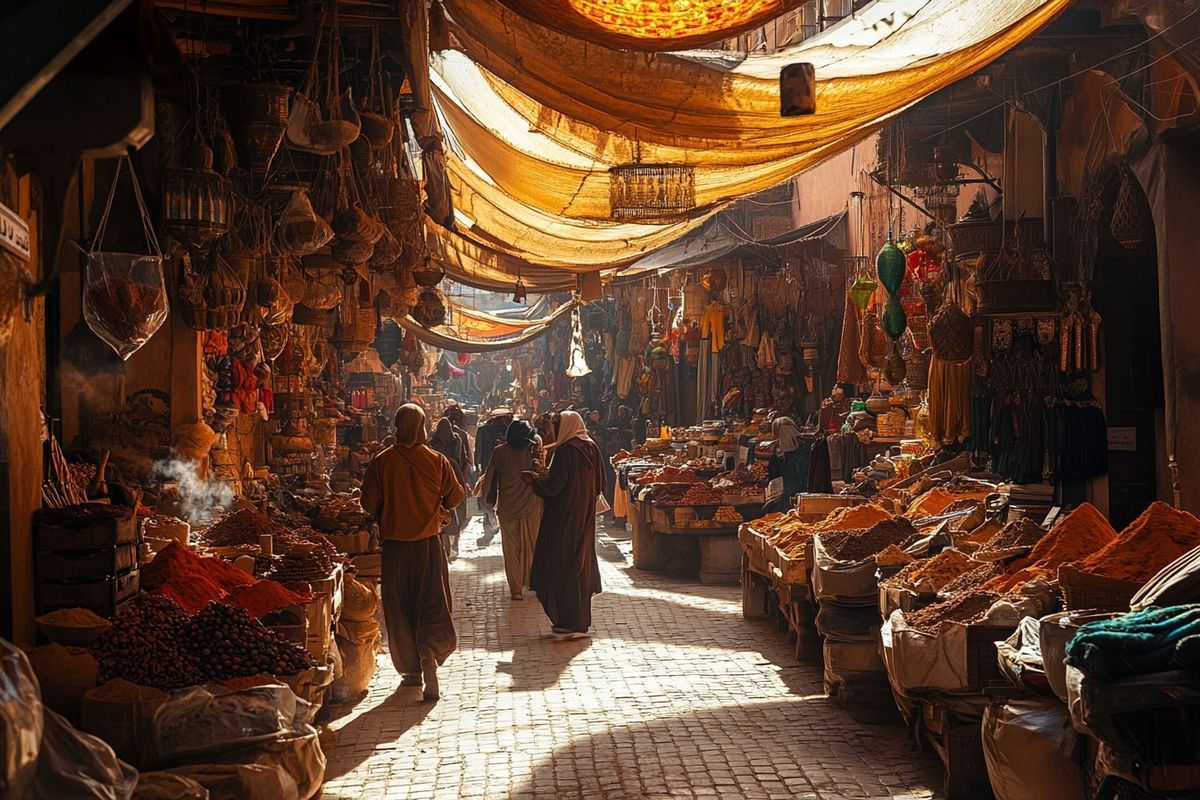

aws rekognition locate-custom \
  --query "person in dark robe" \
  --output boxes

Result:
[766,416,808,513]
[430,417,466,560]
[361,404,464,701]
[527,410,605,640]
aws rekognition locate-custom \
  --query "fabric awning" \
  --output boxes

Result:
[422,0,1069,270]
[394,298,580,353]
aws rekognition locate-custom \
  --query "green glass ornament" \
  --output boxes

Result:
[881,295,908,340]
[876,235,907,295]
[849,273,878,315]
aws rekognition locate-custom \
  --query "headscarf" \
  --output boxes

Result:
[772,416,802,456]
[431,417,457,446]
[547,410,593,456]
[505,419,537,450]
[394,403,428,447]
[443,405,465,427]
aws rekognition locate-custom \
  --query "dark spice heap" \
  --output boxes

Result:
[203,507,339,563]
[92,594,315,690]
[974,517,1047,560]
[938,561,1005,595]
[903,590,1000,634]
[271,546,336,583]
[84,275,166,348]
[818,516,919,562]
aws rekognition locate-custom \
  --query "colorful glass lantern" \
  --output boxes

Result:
[876,235,907,295]
[848,273,878,315]
[162,141,232,249]
[881,295,908,341]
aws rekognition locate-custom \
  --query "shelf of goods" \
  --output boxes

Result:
[33,506,141,617]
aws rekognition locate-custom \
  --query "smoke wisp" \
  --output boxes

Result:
[150,457,234,526]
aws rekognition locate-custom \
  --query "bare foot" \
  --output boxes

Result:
[421,658,440,701]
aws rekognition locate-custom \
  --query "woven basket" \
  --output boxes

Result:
[858,309,891,370]
[1110,170,1153,250]
[904,347,931,390]
[929,300,974,363]
[331,307,377,355]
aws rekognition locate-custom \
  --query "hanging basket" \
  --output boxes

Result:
[412,257,445,287]
[1110,169,1153,250]
[300,270,343,310]
[162,141,232,249]
[331,307,378,355]
[905,347,931,390]
[221,82,290,180]
[331,237,375,266]
[858,308,891,370]
[378,177,423,227]
[928,300,974,363]
[411,287,446,328]
[272,253,308,304]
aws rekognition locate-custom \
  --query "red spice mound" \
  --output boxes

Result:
[143,541,254,612]
[1073,501,1200,583]
[224,580,311,619]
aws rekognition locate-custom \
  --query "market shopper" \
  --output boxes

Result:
[766,415,807,513]
[475,408,513,536]
[430,417,467,560]
[479,420,544,600]
[527,410,605,639]
[361,403,465,701]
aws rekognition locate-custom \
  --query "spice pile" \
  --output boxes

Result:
[882,549,979,594]
[905,487,956,518]
[710,464,766,490]
[223,581,311,619]
[903,590,1000,634]
[202,507,340,563]
[1072,501,1200,583]
[84,275,167,348]
[940,561,1005,595]
[973,517,1047,561]
[93,594,315,690]
[665,485,723,505]
[712,506,744,524]
[875,544,915,567]
[812,504,893,532]
[817,517,918,562]
[143,541,309,617]
[982,503,1118,592]
[634,467,703,486]
[271,547,337,583]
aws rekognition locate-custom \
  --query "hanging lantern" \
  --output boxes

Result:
[372,319,403,367]
[411,287,446,328]
[848,272,878,315]
[875,235,906,294]
[1110,169,1153,250]
[565,307,591,377]
[609,164,695,222]
[162,141,232,249]
[220,82,290,181]
[881,295,908,340]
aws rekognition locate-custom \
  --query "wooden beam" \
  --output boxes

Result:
[0,0,135,131]
[155,0,297,21]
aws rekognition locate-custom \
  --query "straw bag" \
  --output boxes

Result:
[928,298,974,364]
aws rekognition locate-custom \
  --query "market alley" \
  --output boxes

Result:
[322,517,945,800]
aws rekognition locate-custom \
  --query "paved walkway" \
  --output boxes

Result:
[322,517,944,800]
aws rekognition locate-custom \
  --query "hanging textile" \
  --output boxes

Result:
[393,298,579,353]
[420,0,1070,268]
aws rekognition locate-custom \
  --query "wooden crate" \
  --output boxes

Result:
[35,514,137,552]
[36,569,139,617]
[1059,565,1140,613]
[921,707,994,800]
[36,543,138,581]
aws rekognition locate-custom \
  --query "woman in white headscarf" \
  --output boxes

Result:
[766,416,807,512]
[526,410,606,639]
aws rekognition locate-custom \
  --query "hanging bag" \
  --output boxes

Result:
[81,155,168,360]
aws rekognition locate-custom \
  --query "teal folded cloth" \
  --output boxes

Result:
[1065,604,1200,680]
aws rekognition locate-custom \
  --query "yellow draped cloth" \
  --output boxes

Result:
[425,0,1070,280]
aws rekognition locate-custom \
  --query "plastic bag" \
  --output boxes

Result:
[132,771,209,799]
[0,638,43,798]
[341,575,379,622]
[32,708,137,799]
[163,763,298,800]
[332,616,380,703]
[275,190,332,256]
[150,684,311,764]
[82,155,167,360]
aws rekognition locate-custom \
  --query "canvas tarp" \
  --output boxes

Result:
[422,0,1070,274]
[394,297,579,353]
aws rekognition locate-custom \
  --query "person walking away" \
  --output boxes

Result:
[429,418,467,560]
[443,405,473,484]
[765,416,808,513]
[475,408,512,538]
[361,404,464,700]
[527,410,606,640]
[479,420,543,600]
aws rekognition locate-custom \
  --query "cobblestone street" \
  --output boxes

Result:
[322,518,944,800]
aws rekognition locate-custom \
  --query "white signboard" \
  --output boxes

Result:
[0,202,30,262]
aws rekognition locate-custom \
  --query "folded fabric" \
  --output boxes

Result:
[1066,604,1200,680]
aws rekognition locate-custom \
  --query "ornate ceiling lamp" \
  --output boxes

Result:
[493,0,804,51]
[609,163,696,223]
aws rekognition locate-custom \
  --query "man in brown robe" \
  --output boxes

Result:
[528,410,606,639]
[361,403,464,700]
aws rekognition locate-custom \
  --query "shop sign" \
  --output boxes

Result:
[0,203,30,263]
[1107,426,1137,452]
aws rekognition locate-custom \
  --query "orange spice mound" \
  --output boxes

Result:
[905,487,955,518]
[983,502,1119,592]
[1072,501,1200,583]
[811,503,891,532]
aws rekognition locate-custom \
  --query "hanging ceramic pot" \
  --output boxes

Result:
[881,295,908,340]
[876,234,906,295]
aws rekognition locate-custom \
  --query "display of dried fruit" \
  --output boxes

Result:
[633,467,704,486]
[662,485,723,506]
[712,506,743,524]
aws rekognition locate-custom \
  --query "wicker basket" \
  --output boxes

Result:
[928,300,974,363]
[331,307,377,355]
